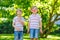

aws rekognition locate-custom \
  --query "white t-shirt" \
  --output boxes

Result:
[29,14,42,29]
[13,16,25,31]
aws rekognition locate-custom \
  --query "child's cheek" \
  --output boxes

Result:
[32,10,37,12]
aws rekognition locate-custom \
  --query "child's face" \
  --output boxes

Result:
[17,10,22,16]
[31,7,38,13]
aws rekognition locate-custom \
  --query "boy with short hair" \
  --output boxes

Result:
[28,6,43,40]
[12,9,25,40]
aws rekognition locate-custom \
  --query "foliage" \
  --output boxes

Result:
[0,0,60,38]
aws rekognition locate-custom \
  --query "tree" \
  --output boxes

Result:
[0,0,60,38]
[39,0,60,38]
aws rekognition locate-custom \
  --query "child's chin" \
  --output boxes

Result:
[33,12,37,13]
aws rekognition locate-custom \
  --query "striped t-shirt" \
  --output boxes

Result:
[13,16,25,31]
[29,14,42,29]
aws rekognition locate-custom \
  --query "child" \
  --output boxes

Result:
[27,6,43,40]
[12,9,25,40]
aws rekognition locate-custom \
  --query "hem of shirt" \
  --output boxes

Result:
[29,28,39,29]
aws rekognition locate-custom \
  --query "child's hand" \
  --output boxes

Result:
[27,29,29,33]
[18,19,24,25]
[40,30,43,34]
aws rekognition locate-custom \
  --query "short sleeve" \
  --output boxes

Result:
[39,16,42,21]
[13,18,16,23]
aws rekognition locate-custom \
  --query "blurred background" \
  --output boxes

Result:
[0,0,60,40]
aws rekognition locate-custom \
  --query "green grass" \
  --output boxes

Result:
[0,34,60,40]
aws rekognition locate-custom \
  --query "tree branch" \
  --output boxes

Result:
[43,0,59,34]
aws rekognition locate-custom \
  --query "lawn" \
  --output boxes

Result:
[0,34,60,40]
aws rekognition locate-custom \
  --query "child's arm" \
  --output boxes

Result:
[12,18,16,28]
[12,22,16,28]
[39,20,43,34]
[20,20,24,25]
[12,22,21,31]
[18,18,25,25]
[28,22,30,30]
[12,20,21,31]
[27,16,30,33]
[27,22,30,33]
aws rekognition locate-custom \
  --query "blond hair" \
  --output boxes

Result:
[31,6,38,10]
[16,9,22,13]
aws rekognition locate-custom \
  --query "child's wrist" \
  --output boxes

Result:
[28,28,29,30]
[14,26,16,27]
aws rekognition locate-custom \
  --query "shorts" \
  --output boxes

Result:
[14,31,23,40]
[30,29,39,38]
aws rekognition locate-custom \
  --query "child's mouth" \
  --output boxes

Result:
[32,10,36,12]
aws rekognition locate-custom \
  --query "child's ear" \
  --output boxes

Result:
[30,9,32,12]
